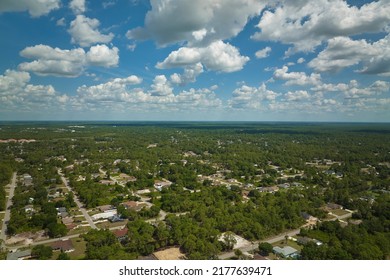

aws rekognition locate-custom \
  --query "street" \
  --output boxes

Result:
[0,172,17,249]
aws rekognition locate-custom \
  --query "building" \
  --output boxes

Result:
[273,246,299,258]
[91,209,117,221]
[154,179,172,191]
[50,239,74,253]
[113,228,128,242]
[7,250,32,260]
[297,237,323,246]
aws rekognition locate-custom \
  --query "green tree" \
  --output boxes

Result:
[32,245,53,260]
[258,242,273,256]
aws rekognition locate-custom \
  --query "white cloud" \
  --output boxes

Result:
[255,47,271,59]
[69,15,114,47]
[86,44,119,67]
[170,63,204,85]
[0,0,60,17]
[69,0,86,15]
[150,75,173,96]
[127,0,266,46]
[252,0,390,53]
[0,70,30,95]
[157,41,249,73]
[76,74,222,111]
[297,58,305,64]
[0,69,69,113]
[56,17,66,26]
[284,90,310,101]
[308,35,390,74]
[273,66,322,86]
[229,83,279,109]
[19,45,86,77]
[18,44,119,77]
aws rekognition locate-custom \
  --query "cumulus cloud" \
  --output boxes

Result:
[0,70,30,95]
[255,47,271,59]
[19,45,86,77]
[284,90,310,101]
[170,63,204,85]
[69,0,86,15]
[0,69,68,113]
[273,66,322,86]
[157,41,249,73]
[18,44,119,77]
[229,83,279,109]
[0,0,60,17]
[86,44,119,67]
[69,15,114,47]
[76,74,222,111]
[150,75,173,96]
[127,0,266,46]
[308,35,390,75]
[252,0,390,53]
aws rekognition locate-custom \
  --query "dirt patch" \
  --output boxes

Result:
[153,247,185,260]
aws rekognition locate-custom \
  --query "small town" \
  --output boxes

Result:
[0,123,388,260]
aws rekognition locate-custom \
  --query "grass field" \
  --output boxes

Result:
[330,209,350,216]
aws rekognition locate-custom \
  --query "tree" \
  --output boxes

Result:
[32,245,53,260]
[223,231,237,251]
[57,252,71,260]
[258,242,273,256]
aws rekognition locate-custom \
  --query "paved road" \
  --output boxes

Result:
[0,172,17,249]
[58,170,97,230]
[218,228,301,260]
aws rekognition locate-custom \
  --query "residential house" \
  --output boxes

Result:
[113,228,128,242]
[22,174,33,186]
[91,210,117,221]
[154,179,172,191]
[50,239,74,253]
[7,250,32,260]
[273,246,299,258]
[297,237,323,246]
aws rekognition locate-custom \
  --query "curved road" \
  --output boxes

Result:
[0,172,17,249]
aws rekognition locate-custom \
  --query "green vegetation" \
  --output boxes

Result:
[1,122,389,260]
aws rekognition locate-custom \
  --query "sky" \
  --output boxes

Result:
[0,0,389,122]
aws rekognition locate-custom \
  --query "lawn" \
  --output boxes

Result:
[272,239,303,251]
[330,209,350,216]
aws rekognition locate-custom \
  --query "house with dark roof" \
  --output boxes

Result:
[50,239,74,253]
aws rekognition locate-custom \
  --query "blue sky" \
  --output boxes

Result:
[0,0,389,121]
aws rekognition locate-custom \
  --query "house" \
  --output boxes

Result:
[113,227,128,242]
[121,201,148,211]
[91,210,117,221]
[258,186,279,193]
[62,216,74,225]
[273,246,299,258]
[154,179,172,191]
[22,174,33,186]
[108,215,125,223]
[7,250,32,260]
[119,173,137,182]
[297,237,323,246]
[326,203,343,210]
[50,239,74,253]
[98,205,113,212]
[278,183,290,189]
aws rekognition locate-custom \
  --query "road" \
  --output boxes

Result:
[0,172,17,249]
[218,228,301,260]
[58,170,97,230]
